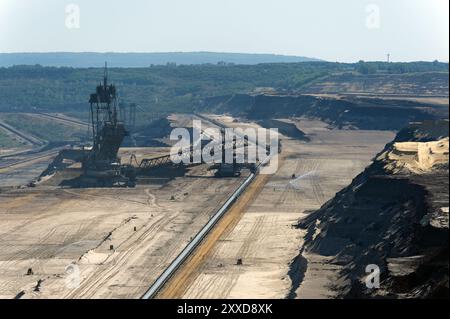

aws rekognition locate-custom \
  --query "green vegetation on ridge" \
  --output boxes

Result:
[0,61,447,117]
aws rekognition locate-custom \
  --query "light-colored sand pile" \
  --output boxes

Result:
[383,137,449,174]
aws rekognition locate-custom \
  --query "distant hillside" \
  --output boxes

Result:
[0,62,447,117]
[0,63,339,114]
[0,52,322,67]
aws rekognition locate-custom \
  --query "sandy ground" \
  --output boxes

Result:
[0,114,396,299]
[177,117,395,299]
[0,150,247,299]
[158,173,270,299]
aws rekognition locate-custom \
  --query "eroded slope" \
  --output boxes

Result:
[295,120,449,298]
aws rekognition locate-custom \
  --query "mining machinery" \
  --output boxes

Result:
[82,63,135,187]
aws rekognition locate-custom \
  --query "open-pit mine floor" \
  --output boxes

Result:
[162,117,394,299]
[0,161,247,299]
[0,117,395,299]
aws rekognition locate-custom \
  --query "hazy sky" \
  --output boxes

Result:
[0,0,448,62]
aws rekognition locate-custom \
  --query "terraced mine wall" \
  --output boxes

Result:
[295,122,449,298]
[201,94,448,131]
[299,72,449,96]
